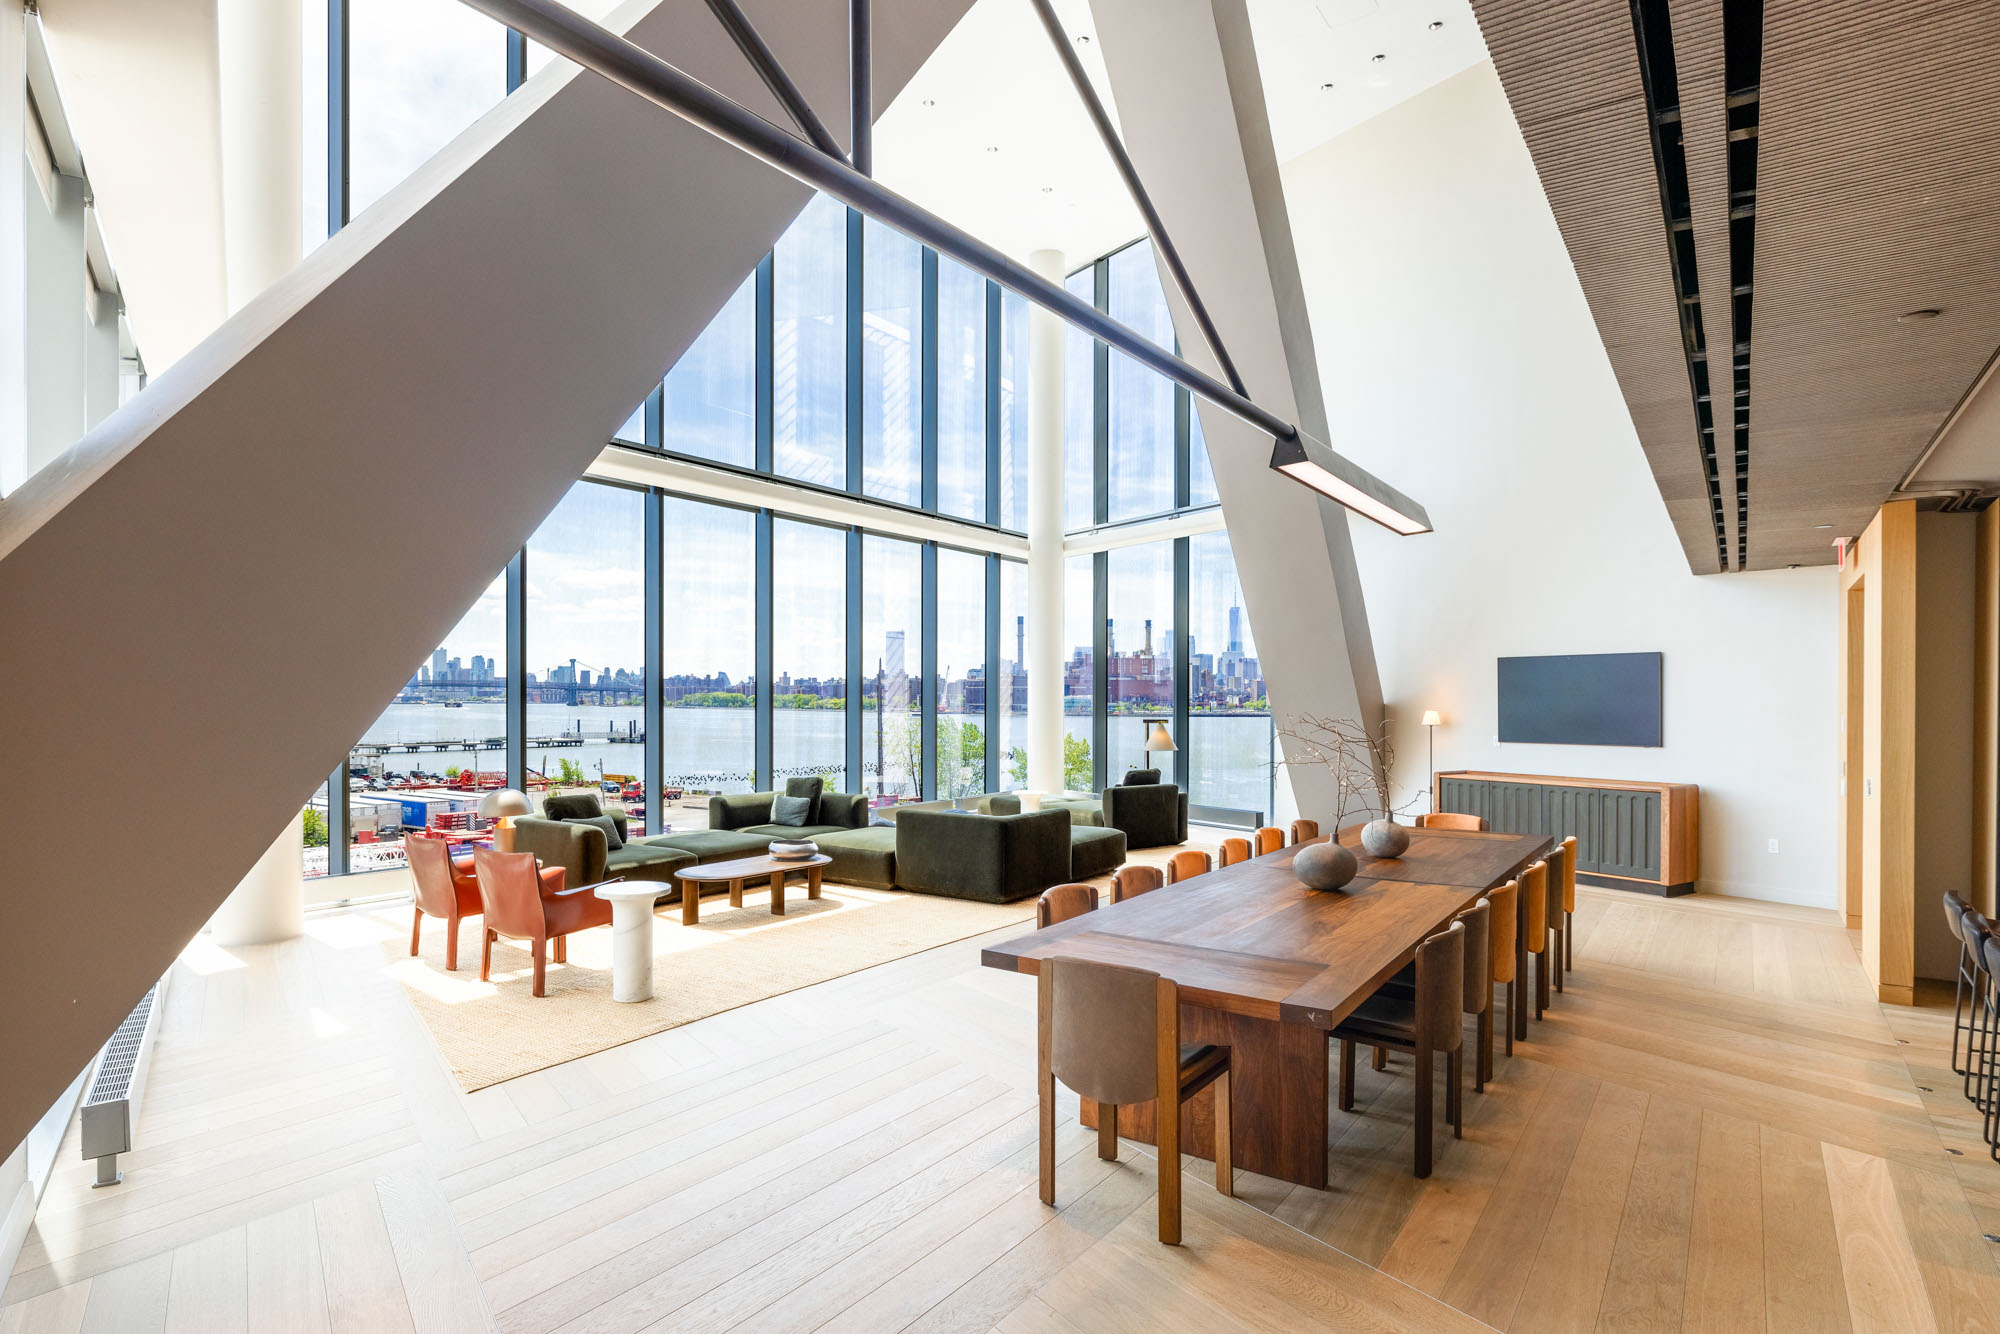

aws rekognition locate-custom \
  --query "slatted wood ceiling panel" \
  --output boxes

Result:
[1472,0,1722,574]
[1474,0,2000,573]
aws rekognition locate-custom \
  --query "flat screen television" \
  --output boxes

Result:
[1497,652,1662,747]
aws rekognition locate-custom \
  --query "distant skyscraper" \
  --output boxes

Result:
[1228,603,1243,655]
[1015,615,1025,673]
[884,631,908,715]
[432,648,447,679]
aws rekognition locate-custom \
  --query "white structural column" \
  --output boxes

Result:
[217,0,301,314]
[1025,247,1068,795]
[1088,0,1387,823]
[0,0,25,495]
[207,0,308,943]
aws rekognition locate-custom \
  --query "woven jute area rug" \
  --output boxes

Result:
[381,883,1033,1092]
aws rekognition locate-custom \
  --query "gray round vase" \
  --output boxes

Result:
[1293,840,1359,891]
[1360,817,1411,859]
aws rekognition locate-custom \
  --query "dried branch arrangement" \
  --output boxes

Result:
[1275,713,1425,827]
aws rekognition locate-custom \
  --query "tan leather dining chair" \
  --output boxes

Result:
[1558,834,1579,978]
[1518,859,1549,1036]
[1487,878,1519,1069]
[473,846,613,997]
[1334,920,1466,1178]
[406,831,482,971]
[1218,837,1253,868]
[1112,864,1164,903]
[1417,811,1488,832]
[1254,827,1285,856]
[1164,850,1212,884]
[1290,819,1320,845]
[1037,883,1099,928]
[1038,956,1233,1244]
[1545,840,1573,997]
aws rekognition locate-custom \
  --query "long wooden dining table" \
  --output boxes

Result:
[980,823,1552,1189]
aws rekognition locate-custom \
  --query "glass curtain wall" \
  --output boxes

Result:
[1063,269,1097,530]
[662,499,757,801]
[998,559,1029,790]
[772,195,848,489]
[525,483,646,819]
[936,548,987,798]
[998,292,1030,532]
[1106,542,1176,783]
[1189,532,1270,816]
[345,0,507,217]
[861,536,923,797]
[663,274,756,467]
[862,220,922,506]
[935,260,987,522]
[1062,555,1096,791]
[1106,242,1177,522]
[772,519,848,786]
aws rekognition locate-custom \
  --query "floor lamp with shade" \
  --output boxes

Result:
[1143,718,1178,783]
[1420,711,1443,811]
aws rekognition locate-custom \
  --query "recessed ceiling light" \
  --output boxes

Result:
[1427,20,1445,30]
[1076,34,1090,44]
[1320,81,1336,91]
[921,98,935,107]
[1041,186,1054,194]
[1371,52,1388,63]
[986,145,1000,153]
[1898,308,1942,322]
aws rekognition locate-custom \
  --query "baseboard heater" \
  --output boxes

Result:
[79,972,170,1187]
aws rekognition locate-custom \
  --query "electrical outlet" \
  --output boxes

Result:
[1768,838,1779,854]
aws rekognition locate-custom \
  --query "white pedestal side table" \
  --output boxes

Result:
[593,882,663,1003]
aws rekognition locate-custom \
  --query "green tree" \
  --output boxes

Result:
[444,765,463,780]
[300,807,329,848]
[1005,735,1092,791]
[556,758,585,785]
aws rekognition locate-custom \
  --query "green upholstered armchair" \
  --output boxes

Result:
[894,808,1071,904]
[1101,781,1188,850]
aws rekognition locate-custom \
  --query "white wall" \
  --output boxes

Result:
[1281,62,1839,906]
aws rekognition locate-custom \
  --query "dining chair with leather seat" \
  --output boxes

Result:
[1517,859,1550,1037]
[406,831,483,971]
[1417,812,1488,832]
[1557,835,1579,979]
[1486,879,1518,1072]
[1038,956,1233,1244]
[1112,864,1164,903]
[1379,899,1494,1093]
[1544,842,1571,1000]
[1164,849,1212,885]
[473,846,614,997]
[1254,827,1285,857]
[1333,920,1466,1178]
[1037,882,1099,928]
[1290,819,1319,846]
[1218,837,1253,868]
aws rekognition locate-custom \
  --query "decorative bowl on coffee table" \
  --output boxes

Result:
[768,839,819,861]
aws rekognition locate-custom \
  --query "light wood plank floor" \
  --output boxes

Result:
[7,873,1999,1332]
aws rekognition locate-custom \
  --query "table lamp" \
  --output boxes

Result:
[1420,711,1443,812]
[479,788,532,851]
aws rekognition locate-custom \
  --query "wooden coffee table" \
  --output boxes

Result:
[676,852,832,925]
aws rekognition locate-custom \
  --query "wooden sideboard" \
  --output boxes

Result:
[1433,770,1699,896]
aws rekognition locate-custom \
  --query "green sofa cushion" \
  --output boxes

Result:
[604,842,696,886]
[1069,825,1128,880]
[642,829,774,864]
[739,823,849,841]
[816,827,898,891]
[1042,797,1106,827]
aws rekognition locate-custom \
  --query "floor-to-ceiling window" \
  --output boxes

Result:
[772,195,848,489]
[861,535,922,797]
[661,498,757,803]
[862,219,922,506]
[936,547,988,797]
[772,518,848,786]
[526,482,646,817]
[1106,542,1176,783]
[1189,532,1270,817]
[1063,555,1096,790]
[663,273,756,468]
[999,558,1029,790]
[345,0,506,218]
[1106,242,1177,523]
[998,292,1031,533]
[1063,269,1098,531]
[936,259,988,523]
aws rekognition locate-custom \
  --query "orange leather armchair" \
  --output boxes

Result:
[406,833,482,971]
[473,846,613,997]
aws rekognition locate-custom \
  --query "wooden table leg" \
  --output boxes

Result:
[681,881,699,926]
[770,870,786,916]
[1078,1006,1328,1189]
[729,879,743,910]
[807,865,822,900]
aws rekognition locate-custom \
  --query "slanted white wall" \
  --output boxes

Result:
[1282,62,1838,906]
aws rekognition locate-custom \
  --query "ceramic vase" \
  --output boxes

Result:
[1360,817,1410,859]
[1293,840,1359,891]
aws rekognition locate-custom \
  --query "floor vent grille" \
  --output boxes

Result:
[79,977,167,1187]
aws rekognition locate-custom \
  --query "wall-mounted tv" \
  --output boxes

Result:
[1498,652,1663,747]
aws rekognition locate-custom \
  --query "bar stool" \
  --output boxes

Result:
[1963,906,1995,1105]
[1165,849,1212,884]
[1254,827,1286,856]
[1947,890,1975,1076]
[1290,819,1320,845]
[1111,864,1164,904]
[1037,883,1099,928]
[1334,920,1466,1178]
[1218,837,1253,867]
[1038,957,1233,1243]
[1981,933,2000,1160]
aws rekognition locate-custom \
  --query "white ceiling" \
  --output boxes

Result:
[873,0,1488,268]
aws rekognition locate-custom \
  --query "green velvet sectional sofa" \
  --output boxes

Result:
[512,783,1128,906]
